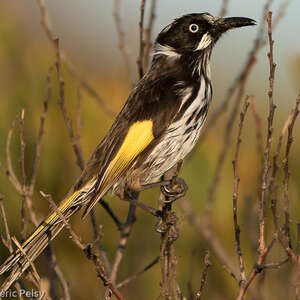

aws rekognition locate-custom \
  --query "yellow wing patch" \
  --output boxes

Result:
[82,120,154,218]
[101,120,154,189]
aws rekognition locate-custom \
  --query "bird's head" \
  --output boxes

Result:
[154,13,256,57]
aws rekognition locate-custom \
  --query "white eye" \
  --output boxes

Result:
[189,24,199,33]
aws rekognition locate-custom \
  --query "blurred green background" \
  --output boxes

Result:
[0,1,300,299]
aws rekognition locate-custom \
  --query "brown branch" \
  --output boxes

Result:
[137,0,146,79]
[110,202,136,284]
[116,256,159,289]
[89,209,112,273]
[273,0,291,27]
[263,257,289,269]
[47,246,71,300]
[5,118,22,194]
[197,0,289,147]
[98,199,123,230]
[180,198,239,280]
[19,109,27,190]
[235,12,294,299]
[236,238,276,300]
[11,237,42,291]
[157,163,186,299]
[123,195,160,217]
[36,0,116,117]
[203,0,281,212]
[102,197,137,300]
[270,113,293,231]
[195,250,211,300]
[19,109,27,242]
[29,70,52,196]
[40,191,85,250]
[75,87,84,167]
[232,97,250,283]
[203,0,282,215]
[250,99,264,160]
[258,10,276,256]
[282,94,300,255]
[143,0,157,71]
[297,220,300,256]
[40,191,124,300]
[54,38,85,171]
[205,75,251,215]
[218,0,230,17]
[0,196,13,253]
[0,72,71,298]
[55,39,114,277]
[113,0,133,83]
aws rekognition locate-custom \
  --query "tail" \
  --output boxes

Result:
[0,188,87,291]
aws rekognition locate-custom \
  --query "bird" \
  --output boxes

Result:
[0,12,255,289]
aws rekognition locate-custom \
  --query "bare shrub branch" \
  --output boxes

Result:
[36,0,116,117]
[232,96,250,283]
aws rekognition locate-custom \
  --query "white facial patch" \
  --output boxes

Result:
[153,43,181,59]
[195,33,212,51]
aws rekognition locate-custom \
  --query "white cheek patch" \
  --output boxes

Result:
[154,43,181,59]
[195,33,212,51]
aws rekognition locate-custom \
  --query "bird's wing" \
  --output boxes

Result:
[78,74,182,218]
[81,119,155,218]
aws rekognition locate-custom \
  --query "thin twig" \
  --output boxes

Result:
[235,12,282,299]
[236,237,276,300]
[11,237,41,287]
[89,209,112,273]
[180,198,239,280]
[40,191,124,300]
[0,196,13,253]
[54,38,85,171]
[232,97,250,283]
[110,203,137,283]
[47,246,71,300]
[29,70,52,195]
[250,99,264,160]
[55,40,113,275]
[218,0,230,17]
[99,199,123,230]
[258,10,276,256]
[36,0,116,117]
[19,109,27,241]
[123,195,160,217]
[197,0,288,147]
[282,94,300,254]
[270,113,293,231]
[143,0,157,71]
[195,250,211,300]
[203,0,278,214]
[75,87,85,167]
[116,256,159,289]
[5,118,22,194]
[157,163,184,299]
[137,0,146,79]
[113,0,133,83]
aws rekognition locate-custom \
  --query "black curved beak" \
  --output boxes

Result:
[216,17,256,32]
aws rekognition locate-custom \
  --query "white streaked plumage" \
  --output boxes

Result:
[195,33,212,51]
[153,43,181,59]
[143,75,212,183]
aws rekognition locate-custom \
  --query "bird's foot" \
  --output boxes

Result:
[160,177,188,203]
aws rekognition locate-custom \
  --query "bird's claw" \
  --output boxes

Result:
[160,177,188,203]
